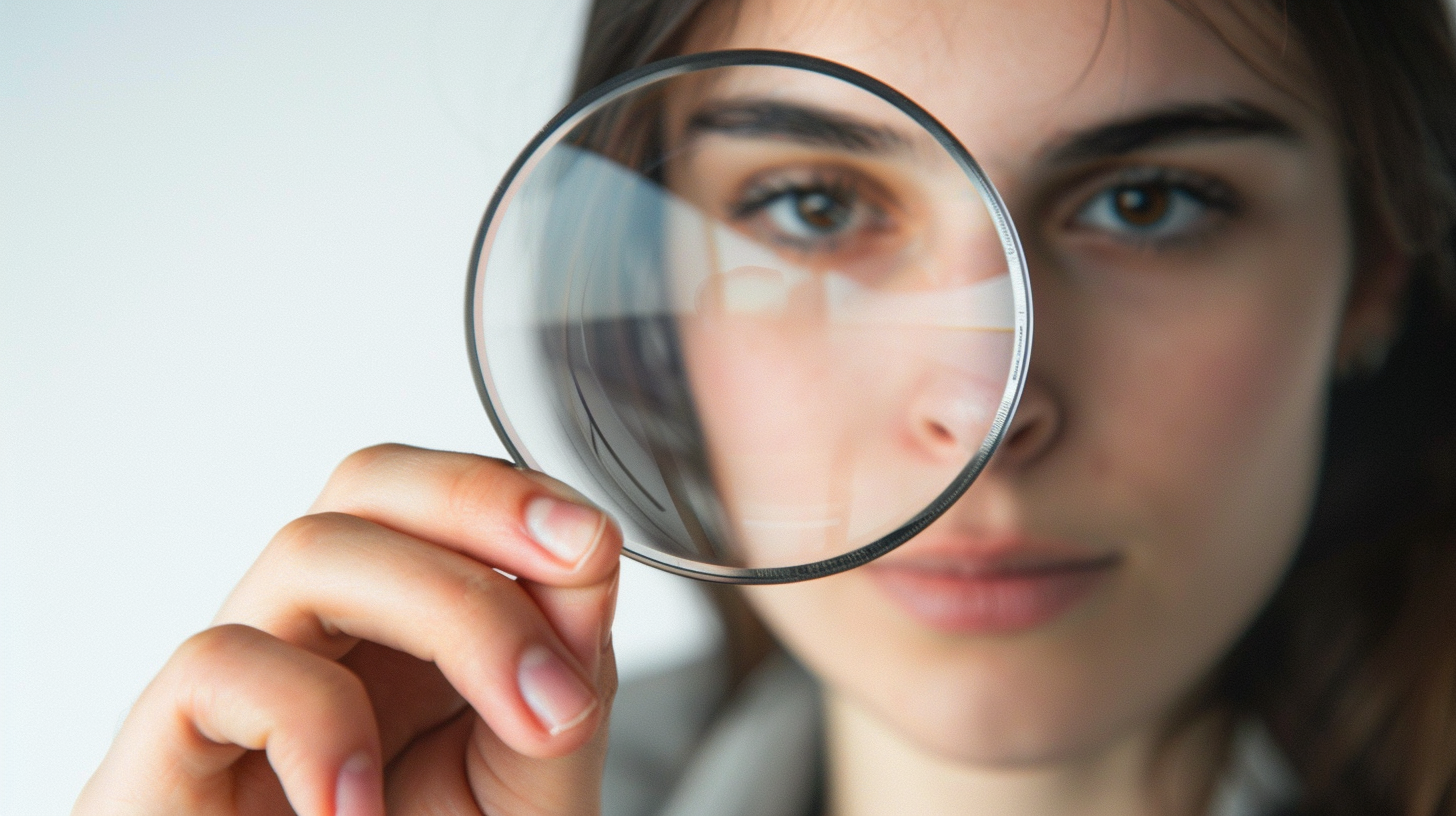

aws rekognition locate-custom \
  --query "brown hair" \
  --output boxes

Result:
[569,1,1456,812]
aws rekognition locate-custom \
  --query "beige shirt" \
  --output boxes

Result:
[602,652,1299,816]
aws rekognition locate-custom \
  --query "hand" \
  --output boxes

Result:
[74,444,622,816]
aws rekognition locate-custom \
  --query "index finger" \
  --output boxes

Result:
[311,445,621,588]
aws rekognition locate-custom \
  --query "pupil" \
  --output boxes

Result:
[1114,185,1168,227]
[796,192,847,231]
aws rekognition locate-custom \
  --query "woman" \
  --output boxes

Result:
[74,0,1456,814]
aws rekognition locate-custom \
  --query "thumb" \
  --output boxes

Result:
[380,569,619,814]
[475,636,616,815]
[383,639,617,816]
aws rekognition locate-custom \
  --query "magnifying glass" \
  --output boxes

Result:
[468,50,1030,583]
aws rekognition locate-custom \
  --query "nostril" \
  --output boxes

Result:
[1003,422,1034,453]
[906,372,999,460]
[927,420,953,443]
[993,382,1060,467]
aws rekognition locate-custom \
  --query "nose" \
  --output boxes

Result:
[905,369,1001,462]
[990,377,1060,470]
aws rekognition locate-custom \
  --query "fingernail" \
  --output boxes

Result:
[524,495,605,567]
[518,645,597,736]
[335,752,383,816]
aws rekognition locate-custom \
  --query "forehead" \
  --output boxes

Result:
[688,0,1326,170]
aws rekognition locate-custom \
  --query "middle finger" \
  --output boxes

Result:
[217,512,606,757]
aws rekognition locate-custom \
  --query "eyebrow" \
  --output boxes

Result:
[684,100,910,153]
[1045,101,1300,165]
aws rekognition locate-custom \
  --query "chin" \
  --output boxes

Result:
[843,659,1146,766]
[743,569,1204,769]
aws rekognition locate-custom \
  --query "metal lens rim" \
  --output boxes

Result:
[466,48,1032,584]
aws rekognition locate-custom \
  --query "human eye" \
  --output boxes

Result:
[1067,167,1237,247]
[727,166,898,266]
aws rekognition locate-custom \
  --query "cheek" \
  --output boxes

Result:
[1045,232,1353,737]
[1089,284,1331,633]
[1083,242,1348,570]
[1097,297,1322,542]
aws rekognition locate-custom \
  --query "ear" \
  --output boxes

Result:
[1334,232,1409,377]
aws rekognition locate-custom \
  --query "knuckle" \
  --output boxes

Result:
[172,627,366,711]
[173,624,265,674]
[267,511,364,562]
[330,443,413,491]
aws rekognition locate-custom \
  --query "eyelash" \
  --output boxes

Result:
[1066,167,1238,248]
[732,172,855,216]
[729,169,889,254]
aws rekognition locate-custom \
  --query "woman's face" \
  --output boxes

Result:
[679,0,1355,763]
[662,63,1022,568]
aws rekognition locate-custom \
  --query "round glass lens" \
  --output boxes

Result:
[469,51,1030,583]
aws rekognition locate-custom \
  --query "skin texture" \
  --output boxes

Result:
[74,1,1406,815]
[674,0,1399,813]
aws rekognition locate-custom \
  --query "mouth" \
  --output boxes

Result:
[865,537,1121,634]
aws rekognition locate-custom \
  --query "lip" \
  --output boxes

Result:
[865,536,1121,634]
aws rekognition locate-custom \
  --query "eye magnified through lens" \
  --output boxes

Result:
[468,50,1031,583]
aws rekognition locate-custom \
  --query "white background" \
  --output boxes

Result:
[1,3,720,812]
